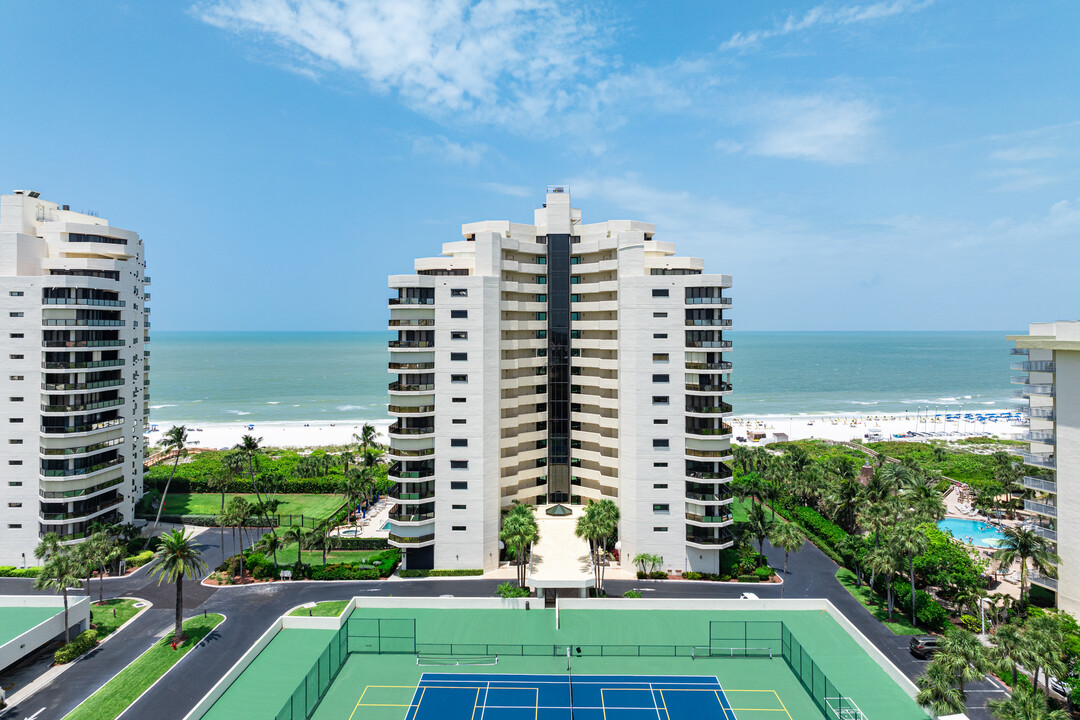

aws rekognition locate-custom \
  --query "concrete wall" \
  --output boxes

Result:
[0,594,90,672]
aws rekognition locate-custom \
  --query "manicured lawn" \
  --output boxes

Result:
[289,601,349,617]
[269,543,377,567]
[63,613,224,720]
[836,568,923,635]
[161,493,343,520]
[90,599,140,639]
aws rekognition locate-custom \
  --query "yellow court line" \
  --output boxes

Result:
[772,690,793,720]
[601,687,607,720]
[535,687,539,720]
[658,689,671,720]
[714,690,732,720]
[470,688,481,720]
[729,709,788,713]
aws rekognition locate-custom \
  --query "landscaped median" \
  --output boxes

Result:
[62,613,224,720]
[289,601,349,617]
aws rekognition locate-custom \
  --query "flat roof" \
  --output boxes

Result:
[0,606,64,647]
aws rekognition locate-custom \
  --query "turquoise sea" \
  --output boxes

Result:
[147,331,1019,424]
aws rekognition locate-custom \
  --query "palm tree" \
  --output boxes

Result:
[281,524,309,564]
[866,543,900,618]
[902,475,946,521]
[592,499,620,592]
[255,532,284,570]
[768,522,803,598]
[986,685,1068,720]
[149,425,189,541]
[745,502,775,567]
[827,478,862,532]
[893,521,928,624]
[223,496,251,578]
[206,468,230,515]
[235,435,277,539]
[339,469,368,525]
[34,532,62,562]
[857,503,891,589]
[936,629,990,706]
[993,526,1060,604]
[931,445,948,463]
[916,658,965,715]
[87,532,122,604]
[34,551,83,643]
[990,624,1029,689]
[354,423,378,456]
[1025,613,1069,697]
[306,526,342,566]
[503,504,539,587]
[146,529,207,642]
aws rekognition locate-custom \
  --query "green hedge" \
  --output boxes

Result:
[54,629,98,664]
[0,566,41,578]
[137,514,228,527]
[311,564,381,580]
[737,574,759,583]
[143,477,342,494]
[124,550,155,569]
[891,581,949,631]
[338,537,390,550]
[398,568,484,577]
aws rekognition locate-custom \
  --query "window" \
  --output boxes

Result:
[452,526,467,531]
[535,294,547,302]
[8,481,22,486]
[536,276,547,284]
[8,524,21,529]
[652,374,669,383]
[536,312,546,321]
[8,291,23,296]
[450,352,468,361]
[450,460,469,469]
[653,504,670,513]
[450,481,468,489]
[452,397,466,403]
[450,309,468,319]
[451,374,468,383]
[451,331,468,340]
[653,439,670,448]
[8,502,21,507]
[8,312,23,318]
[653,353,669,361]
[452,504,466,510]
[569,312,581,321]
[653,482,668,488]
[653,312,667,318]
[9,418,22,423]
[536,330,546,339]
[653,419,668,425]
[653,527,668,532]
[452,418,467,424]
[9,355,23,360]
[8,460,22,465]
[9,333,22,339]
[652,396,669,405]
[451,288,468,297]
[653,333,667,339]
[536,256,547,265]
[652,289,669,297]
[570,256,582,265]
[654,462,669,469]
[9,397,23,402]
[9,376,23,381]
[8,439,22,444]
[570,275,581,284]
[451,438,468,447]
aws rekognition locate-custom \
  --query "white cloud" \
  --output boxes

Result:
[193,0,610,131]
[743,95,879,164]
[481,182,532,198]
[412,135,487,165]
[990,146,1060,162]
[720,0,933,51]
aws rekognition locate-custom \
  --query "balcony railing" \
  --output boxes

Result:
[43,359,124,370]
[388,466,435,479]
[388,319,435,327]
[1024,499,1057,517]
[685,402,733,415]
[1011,361,1055,372]
[1023,475,1057,494]
[686,425,732,437]
[685,512,733,524]
[1023,431,1056,445]
[388,424,435,436]
[685,340,732,349]
[42,379,125,391]
[685,383,732,393]
[684,362,731,371]
[685,319,732,327]
[40,418,125,434]
[1024,406,1056,420]
[40,496,123,522]
[40,456,123,478]
[685,531,734,546]
[685,491,734,502]
[685,448,731,458]
[43,319,124,327]
[1020,451,1055,469]
[1033,526,1058,542]
[389,362,435,370]
[40,438,124,456]
[1030,573,1058,590]
[41,398,124,413]
[388,485,436,501]
[1010,347,1029,356]
[685,297,732,305]
[389,297,435,305]
[43,297,125,307]
[42,339,124,348]
[388,404,435,414]
[388,341,434,348]
[39,476,123,499]
[1012,384,1055,397]
[388,511,436,523]
[388,447,435,457]
[388,382,435,392]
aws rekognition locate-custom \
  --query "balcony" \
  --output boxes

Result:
[389,362,435,370]
[388,341,434,349]
[685,296,732,305]
[41,455,124,478]
[388,404,435,414]
[685,361,731,371]
[43,297,125,307]
[40,496,123,522]
[1030,573,1058,591]
[40,438,124,457]
[685,402,733,415]
[1011,361,1055,372]
[1023,430,1056,445]
[42,378,125,392]
[686,491,734,503]
[1024,499,1057,517]
[1012,381,1054,397]
[387,447,435,458]
[43,319,124,327]
[388,423,434,437]
[685,383,732,393]
[685,512,733,525]
[42,339,124,348]
[1010,347,1029,356]
[388,382,435,393]
[1023,475,1057,494]
[686,470,733,481]
[387,485,435,502]
[1020,451,1055,469]
[1024,406,1056,420]
[1033,526,1058,542]
[685,448,731,458]
[388,511,436,523]
[685,319,732,327]
[41,398,124,414]
[388,297,435,305]
[685,530,734,548]
[388,532,436,547]
[388,319,435,327]
[39,476,123,500]
[685,340,732,349]
[40,418,125,435]
[43,359,124,370]
[686,425,732,437]
[388,465,435,480]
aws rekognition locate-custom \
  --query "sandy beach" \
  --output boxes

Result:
[145,411,1024,451]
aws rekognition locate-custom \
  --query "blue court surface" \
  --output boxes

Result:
[404,673,738,720]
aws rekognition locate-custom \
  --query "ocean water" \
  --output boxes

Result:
[147,331,1018,424]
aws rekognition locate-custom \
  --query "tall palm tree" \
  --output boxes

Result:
[149,425,189,540]
[33,551,83,643]
[1025,613,1069,697]
[255,532,284,570]
[902,475,946,521]
[223,496,251,578]
[34,532,62,562]
[936,629,990,706]
[592,499,620,593]
[768,522,803,598]
[990,624,1029,689]
[339,469,368,525]
[281,525,309,565]
[986,685,1068,720]
[857,503,891,589]
[745,502,775,567]
[993,526,1060,604]
[866,543,900,618]
[147,529,207,642]
[916,658,965,715]
[206,468,230,515]
[306,526,342,566]
[893,521,928,624]
[354,423,379,456]
[87,532,121,604]
[236,435,277,539]
[504,503,539,588]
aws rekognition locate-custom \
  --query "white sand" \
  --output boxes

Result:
[145,412,1024,451]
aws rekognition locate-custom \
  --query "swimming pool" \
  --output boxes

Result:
[938,518,1006,548]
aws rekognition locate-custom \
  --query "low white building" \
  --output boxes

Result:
[386,187,733,574]
[1009,321,1080,615]
[0,191,149,565]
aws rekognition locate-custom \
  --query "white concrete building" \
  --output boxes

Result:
[1010,321,1080,615]
[0,191,149,565]
[386,187,733,574]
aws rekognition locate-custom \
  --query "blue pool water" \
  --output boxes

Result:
[938,518,1006,548]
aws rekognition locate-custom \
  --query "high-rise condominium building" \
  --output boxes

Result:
[0,191,149,566]
[1010,321,1080,614]
[386,187,733,572]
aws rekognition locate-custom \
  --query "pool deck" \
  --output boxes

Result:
[942,487,1023,599]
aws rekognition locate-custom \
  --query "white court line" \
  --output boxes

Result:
[479,682,491,720]
[649,684,664,720]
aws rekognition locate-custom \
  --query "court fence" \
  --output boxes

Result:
[781,625,864,720]
[274,623,349,720]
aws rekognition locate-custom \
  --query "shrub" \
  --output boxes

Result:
[338,537,390,551]
[54,629,98,664]
[311,564,381,580]
[648,571,667,580]
[636,571,647,580]
[959,614,981,633]
[124,550,155,569]
[135,514,231,527]
[398,568,484,577]
[682,571,703,580]
[496,582,530,598]
[753,566,773,580]
[737,575,759,583]
[0,566,41,578]
[623,590,643,599]
[891,581,950,631]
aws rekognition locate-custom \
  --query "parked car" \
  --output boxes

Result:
[909,636,941,659]
[739,592,760,600]
[1049,676,1067,697]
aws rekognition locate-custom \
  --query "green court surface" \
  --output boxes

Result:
[207,607,930,720]
[0,605,63,647]
[202,629,336,720]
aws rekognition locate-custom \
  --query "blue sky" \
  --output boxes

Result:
[1,1,1078,331]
